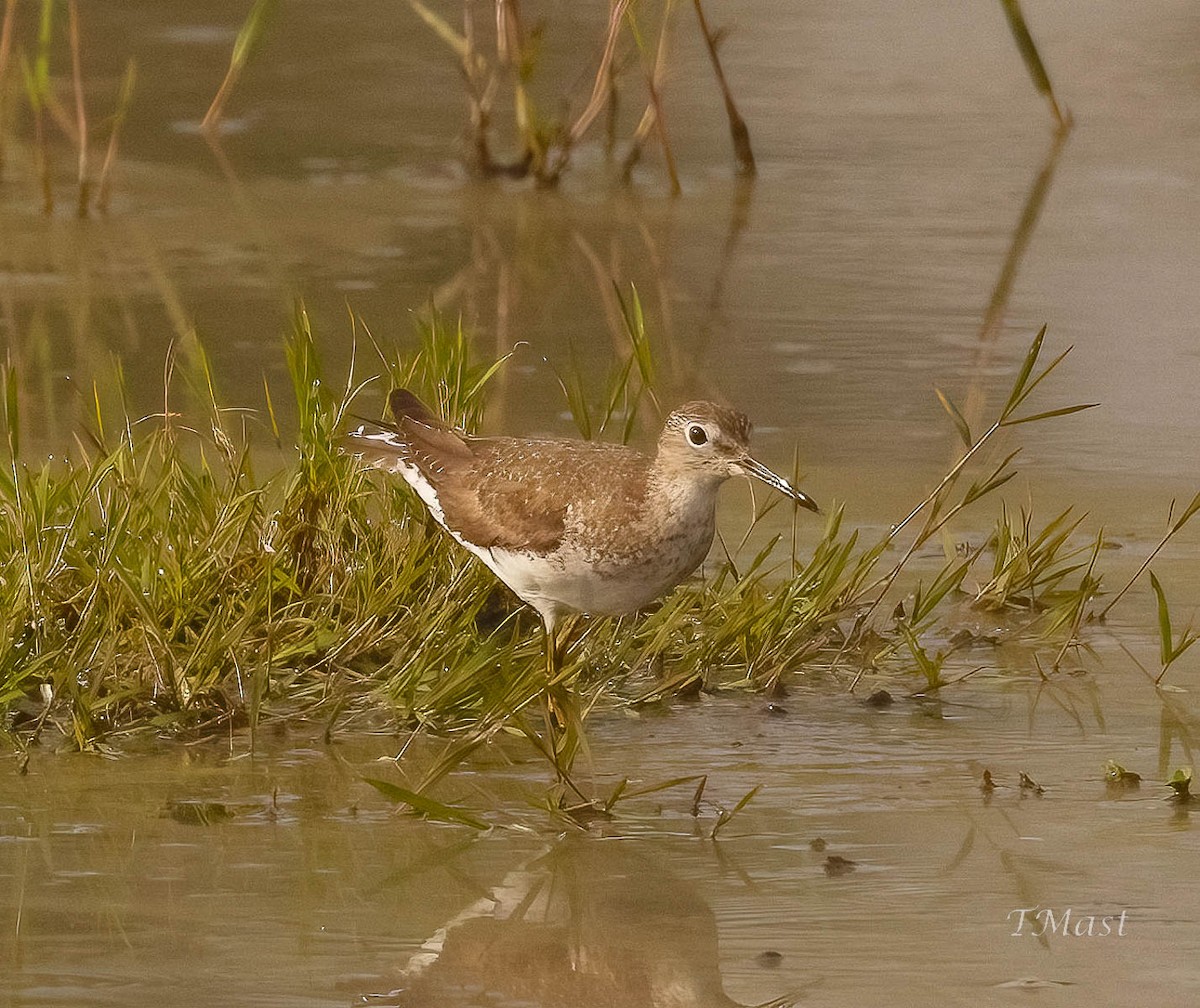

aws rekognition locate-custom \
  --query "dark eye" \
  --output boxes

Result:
[687,424,708,447]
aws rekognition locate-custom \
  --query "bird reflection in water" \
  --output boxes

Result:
[380,839,795,1008]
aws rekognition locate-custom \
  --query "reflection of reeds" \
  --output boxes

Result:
[19,0,55,213]
[956,120,1070,457]
[0,0,17,180]
[1156,692,1198,779]
[999,0,1068,128]
[5,1,136,215]
[96,58,136,214]
[67,0,89,217]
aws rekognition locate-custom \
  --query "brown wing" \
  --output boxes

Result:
[348,389,649,553]
[382,391,560,549]
[455,439,650,553]
[438,462,568,552]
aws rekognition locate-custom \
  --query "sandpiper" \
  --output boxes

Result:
[345,389,819,679]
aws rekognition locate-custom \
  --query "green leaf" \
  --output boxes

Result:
[34,0,53,95]
[363,777,488,830]
[935,387,972,447]
[1001,402,1099,427]
[1171,491,1200,534]
[466,348,519,401]
[1149,570,1172,666]
[621,774,708,801]
[911,558,971,623]
[230,0,279,70]
[962,450,1021,506]
[1166,768,1193,801]
[1002,324,1046,416]
[711,783,762,839]
[602,777,629,811]
[899,623,945,688]
[1169,631,1200,665]
[729,783,762,817]
[3,364,18,460]
[1018,344,1074,408]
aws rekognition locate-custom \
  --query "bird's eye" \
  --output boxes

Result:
[687,424,709,447]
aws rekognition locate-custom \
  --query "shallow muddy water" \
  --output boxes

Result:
[2,0,1200,1004]
[4,651,1200,1007]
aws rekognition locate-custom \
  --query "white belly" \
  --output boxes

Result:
[362,440,717,628]
[482,537,709,622]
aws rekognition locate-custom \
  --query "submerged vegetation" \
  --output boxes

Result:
[1,303,1195,792]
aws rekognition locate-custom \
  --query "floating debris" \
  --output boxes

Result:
[823,855,857,877]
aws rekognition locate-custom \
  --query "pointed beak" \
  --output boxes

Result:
[735,456,821,513]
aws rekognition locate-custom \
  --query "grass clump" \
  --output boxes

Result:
[0,310,525,752]
[0,304,1179,784]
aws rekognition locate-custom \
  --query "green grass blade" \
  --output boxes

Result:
[1012,345,1074,411]
[1171,491,1200,534]
[621,774,708,800]
[1002,324,1046,416]
[711,783,761,839]
[363,777,489,830]
[230,0,279,68]
[2,361,17,459]
[34,0,52,95]
[1149,570,1172,667]
[935,387,972,447]
[1001,402,1098,426]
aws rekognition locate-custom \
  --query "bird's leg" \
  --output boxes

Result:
[544,615,560,684]
[541,615,565,773]
[545,613,581,685]
[541,614,585,787]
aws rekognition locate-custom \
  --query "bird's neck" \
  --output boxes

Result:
[647,453,725,516]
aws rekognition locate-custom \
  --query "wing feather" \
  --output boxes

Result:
[345,389,653,554]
